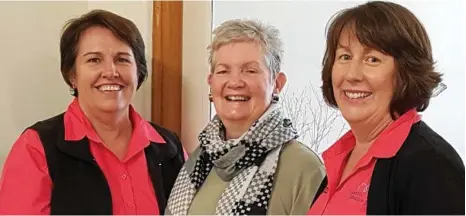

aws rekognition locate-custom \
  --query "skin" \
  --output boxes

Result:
[208,41,287,140]
[70,26,138,160]
[331,28,396,183]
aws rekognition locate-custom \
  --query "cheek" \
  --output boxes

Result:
[249,79,272,100]
[368,70,395,99]
[208,77,225,96]
[75,66,99,86]
[120,66,138,86]
[330,66,343,87]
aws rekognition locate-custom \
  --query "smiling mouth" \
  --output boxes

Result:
[97,84,123,92]
[344,91,372,99]
[225,95,251,101]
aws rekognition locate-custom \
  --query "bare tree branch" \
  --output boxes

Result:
[281,83,349,153]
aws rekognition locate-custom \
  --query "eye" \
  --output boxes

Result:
[337,54,351,61]
[117,57,130,63]
[215,70,227,74]
[365,56,381,65]
[245,69,258,73]
[87,58,100,63]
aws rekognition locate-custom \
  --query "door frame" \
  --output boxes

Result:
[151,1,183,136]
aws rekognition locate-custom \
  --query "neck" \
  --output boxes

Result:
[223,120,250,140]
[222,104,276,140]
[79,101,133,142]
[349,113,393,148]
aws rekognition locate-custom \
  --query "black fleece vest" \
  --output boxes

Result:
[27,113,184,215]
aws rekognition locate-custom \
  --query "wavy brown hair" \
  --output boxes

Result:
[321,1,442,119]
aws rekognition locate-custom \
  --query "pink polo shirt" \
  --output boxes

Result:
[308,109,421,215]
[0,98,165,214]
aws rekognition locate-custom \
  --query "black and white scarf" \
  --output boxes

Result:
[166,104,298,215]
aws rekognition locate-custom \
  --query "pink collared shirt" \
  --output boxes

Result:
[0,99,165,215]
[308,109,421,215]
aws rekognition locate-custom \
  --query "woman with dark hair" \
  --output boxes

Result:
[0,10,184,215]
[308,1,464,215]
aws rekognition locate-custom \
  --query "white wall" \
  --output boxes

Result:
[181,1,213,153]
[0,1,153,168]
[211,0,465,158]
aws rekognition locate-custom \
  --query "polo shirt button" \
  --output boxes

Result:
[127,202,134,208]
[121,173,127,180]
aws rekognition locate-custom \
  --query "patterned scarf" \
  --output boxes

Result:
[166,104,298,215]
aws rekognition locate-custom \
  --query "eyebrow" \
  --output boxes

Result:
[214,61,261,69]
[337,43,350,51]
[83,51,133,57]
[243,61,260,67]
[214,63,230,69]
[337,43,378,55]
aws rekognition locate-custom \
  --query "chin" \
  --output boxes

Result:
[96,101,128,113]
[219,111,249,123]
[339,105,372,124]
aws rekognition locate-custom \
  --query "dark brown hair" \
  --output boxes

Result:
[321,1,442,119]
[60,9,147,96]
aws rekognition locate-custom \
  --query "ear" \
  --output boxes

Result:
[273,72,287,94]
[207,73,213,86]
[69,76,77,88]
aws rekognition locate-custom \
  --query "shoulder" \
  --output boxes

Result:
[3,128,47,173]
[27,113,65,133]
[387,121,465,214]
[147,122,179,140]
[275,140,325,186]
[279,140,324,170]
[146,122,181,146]
[396,121,464,173]
[146,122,184,158]
[14,128,44,151]
[269,140,326,214]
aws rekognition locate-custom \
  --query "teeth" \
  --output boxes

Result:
[226,95,249,101]
[98,85,121,91]
[345,91,371,99]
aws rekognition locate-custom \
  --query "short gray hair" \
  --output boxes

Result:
[208,19,283,77]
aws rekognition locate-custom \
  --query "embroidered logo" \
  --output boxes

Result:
[348,183,369,202]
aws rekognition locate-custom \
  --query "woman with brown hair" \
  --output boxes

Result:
[308,1,464,215]
[0,10,184,215]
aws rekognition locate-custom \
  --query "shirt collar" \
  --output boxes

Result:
[63,98,165,145]
[323,109,421,159]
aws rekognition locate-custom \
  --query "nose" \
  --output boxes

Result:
[226,71,245,89]
[344,61,364,82]
[101,59,119,78]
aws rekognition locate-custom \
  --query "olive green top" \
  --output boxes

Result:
[187,140,326,215]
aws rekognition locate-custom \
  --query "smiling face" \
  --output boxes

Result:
[332,28,396,124]
[71,26,138,114]
[208,41,286,127]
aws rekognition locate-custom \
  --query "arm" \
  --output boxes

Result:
[289,165,326,215]
[400,150,465,215]
[268,141,326,215]
[0,129,52,214]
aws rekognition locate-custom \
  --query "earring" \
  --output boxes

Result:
[69,87,76,96]
[272,93,279,103]
[209,92,213,102]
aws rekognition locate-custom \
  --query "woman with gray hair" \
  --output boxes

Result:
[165,19,325,215]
